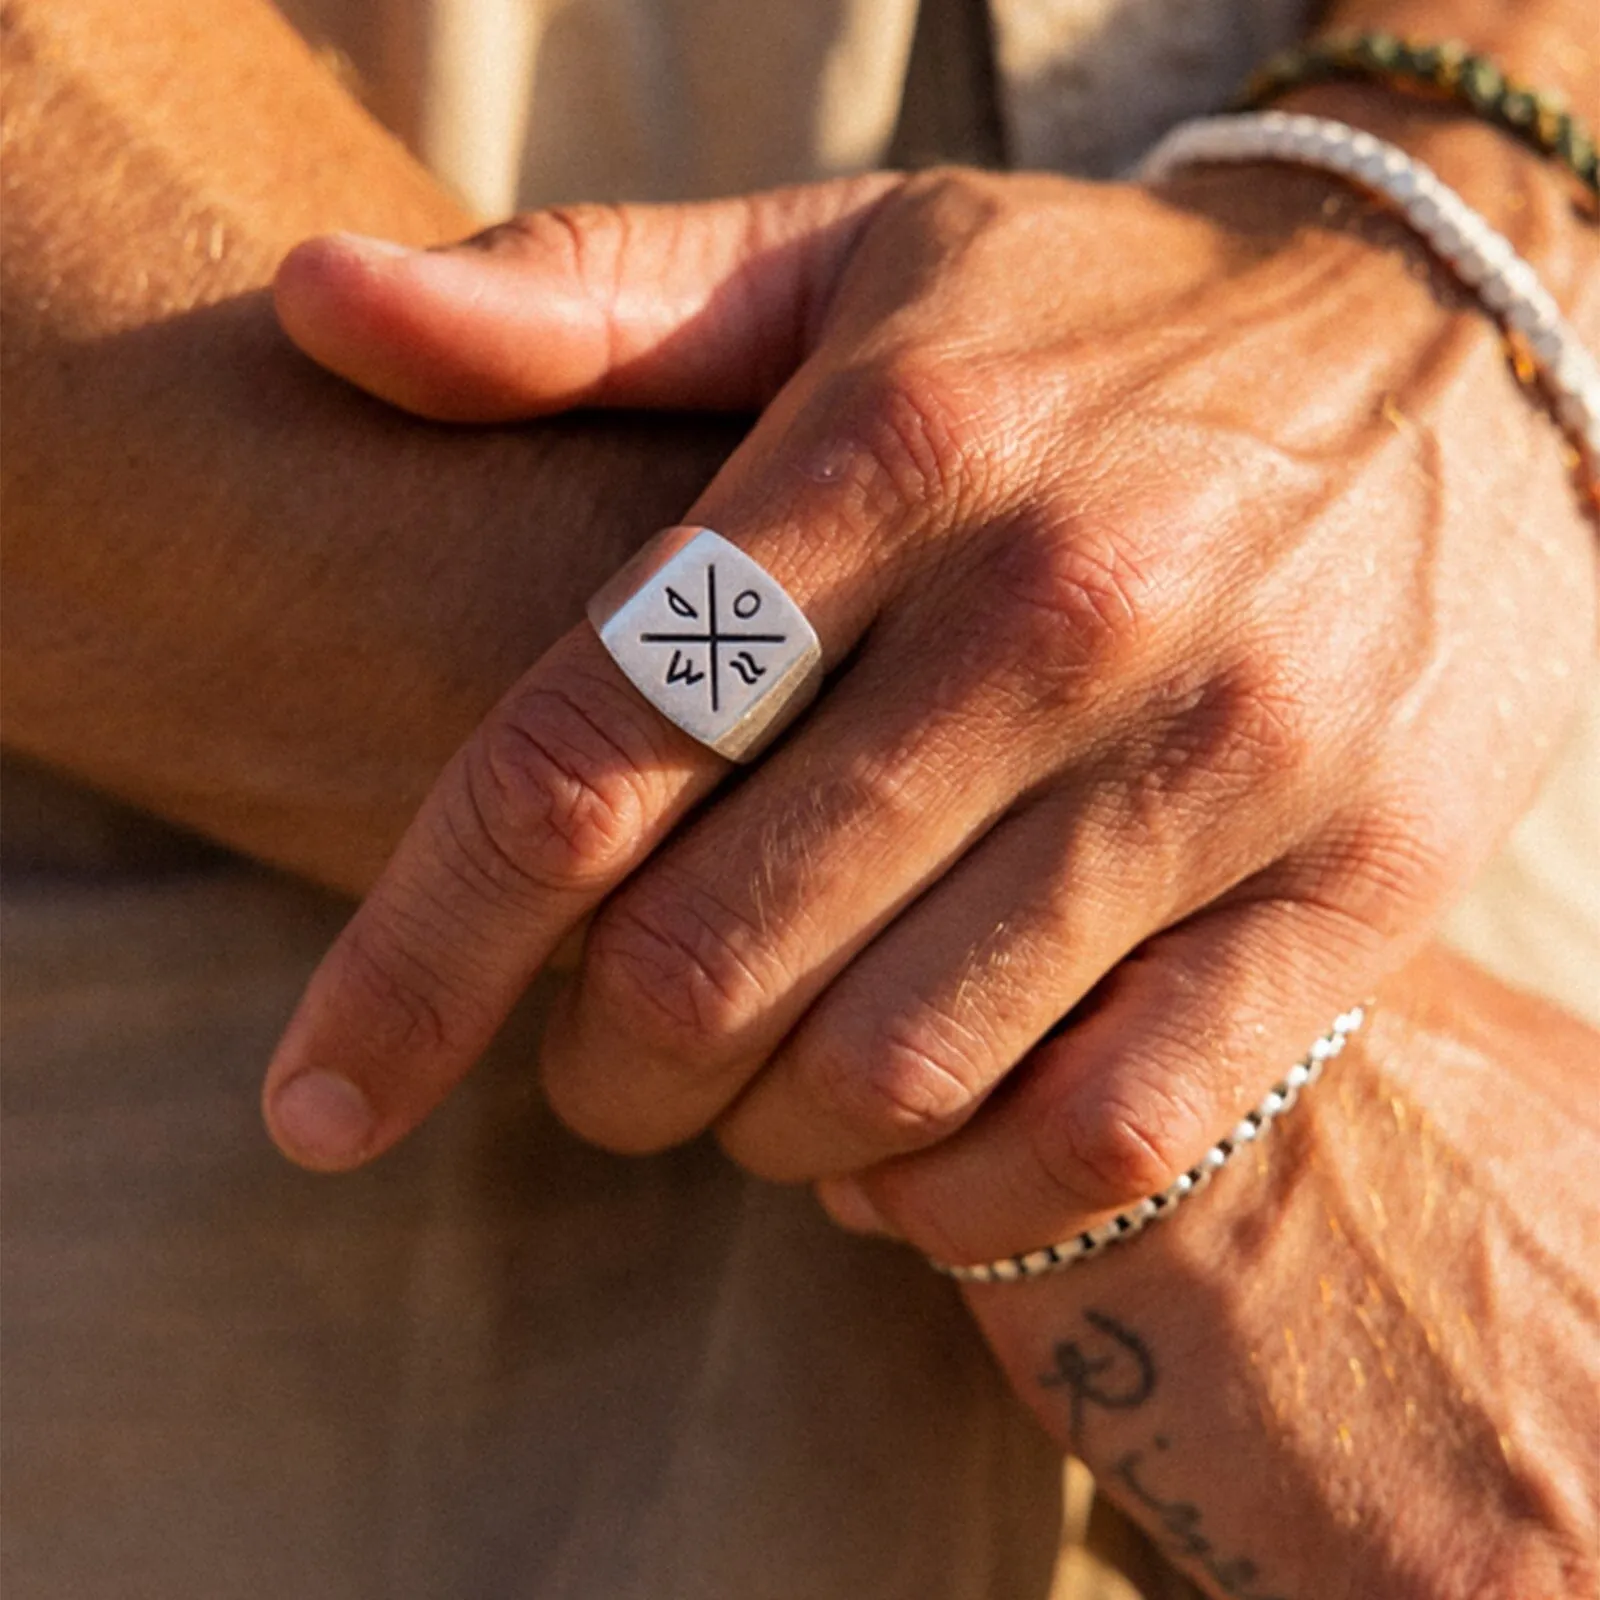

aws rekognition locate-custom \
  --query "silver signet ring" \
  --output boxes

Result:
[587,526,824,762]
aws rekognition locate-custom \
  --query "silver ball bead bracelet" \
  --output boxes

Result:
[1137,111,1600,478]
[930,1007,1366,1284]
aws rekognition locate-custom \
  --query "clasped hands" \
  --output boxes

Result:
[262,156,1594,1268]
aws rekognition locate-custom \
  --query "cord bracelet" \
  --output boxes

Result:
[1139,112,1600,479]
[929,1007,1366,1284]
[1234,32,1598,203]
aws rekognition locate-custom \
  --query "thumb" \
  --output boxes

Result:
[273,175,901,421]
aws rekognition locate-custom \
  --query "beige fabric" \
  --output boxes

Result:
[1444,678,1600,1026]
[1,856,1062,1600]
[294,0,1319,210]
[290,0,921,214]
[988,0,1314,175]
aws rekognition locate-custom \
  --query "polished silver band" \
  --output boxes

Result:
[930,1006,1367,1284]
[588,526,824,762]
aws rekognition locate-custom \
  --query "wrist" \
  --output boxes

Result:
[1276,80,1600,339]
[1273,81,1600,592]
[975,950,1600,1598]
[1310,2,1600,131]
[1148,87,1600,604]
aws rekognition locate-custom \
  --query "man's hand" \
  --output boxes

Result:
[264,119,1597,1264]
[960,946,1600,1598]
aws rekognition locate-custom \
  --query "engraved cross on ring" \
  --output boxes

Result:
[587,527,824,762]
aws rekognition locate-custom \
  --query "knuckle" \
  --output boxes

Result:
[802,1017,979,1146]
[1299,802,1463,944]
[1143,653,1323,808]
[470,203,629,299]
[463,680,656,895]
[986,516,1165,684]
[1035,1072,1205,1214]
[809,352,1002,527]
[898,162,1007,215]
[1357,797,1465,905]
[870,353,997,506]
[887,167,1022,282]
[1205,655,1320,783]
[582,876,777,1060]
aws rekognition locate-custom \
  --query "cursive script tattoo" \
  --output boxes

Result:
[1115,1435,1288,1600]
[1040,1308,1287,1600]
[1038,1307,1155,1451]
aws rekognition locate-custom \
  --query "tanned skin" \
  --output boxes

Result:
[1,0,738,892]
[4,2,1597,1594]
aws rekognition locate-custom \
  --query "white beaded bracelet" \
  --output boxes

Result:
[1138,112,1600,477]
[929,1007,1365,1284]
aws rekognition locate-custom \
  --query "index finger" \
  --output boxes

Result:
[261,438,897,1169]
[261,626,704,1168]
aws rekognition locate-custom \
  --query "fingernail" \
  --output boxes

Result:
[327,231,415,261]
[815,1178,898,1238]
[270,1071,375,1168]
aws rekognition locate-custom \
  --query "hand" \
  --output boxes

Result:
[264,140,1595,1268]
[960,946,1600,1598]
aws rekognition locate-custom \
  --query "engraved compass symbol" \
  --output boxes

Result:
[638,562,789,714]
[588,526,823,762]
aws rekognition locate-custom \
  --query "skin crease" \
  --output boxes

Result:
[4,0,1598,1595]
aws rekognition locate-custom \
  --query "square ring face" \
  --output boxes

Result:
[588,528,823,761]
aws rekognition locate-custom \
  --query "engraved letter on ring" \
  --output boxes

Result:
[587,526,824,762]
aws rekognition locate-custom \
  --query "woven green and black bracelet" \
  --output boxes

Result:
[1234,31,1598,204]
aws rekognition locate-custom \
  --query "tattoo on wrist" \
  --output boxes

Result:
[1040,1307,1287,1600]
[1039,1307,1155,1450]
